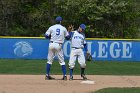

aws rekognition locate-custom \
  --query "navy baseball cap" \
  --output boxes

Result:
[80,24,86,30]
[55,16,62,22]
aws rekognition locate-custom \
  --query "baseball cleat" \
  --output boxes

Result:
[62,76,67,80]
[81,74,87,80]
[45,75,55,80]
[69,76,73,80]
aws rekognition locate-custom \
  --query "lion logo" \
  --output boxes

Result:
[13,41,33,57]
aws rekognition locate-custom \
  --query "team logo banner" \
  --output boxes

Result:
[13,41,33,57]
[0,38,140,61]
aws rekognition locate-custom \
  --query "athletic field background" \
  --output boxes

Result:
[0,59,140,75]
[0,59,140,93]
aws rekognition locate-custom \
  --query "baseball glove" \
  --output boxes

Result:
[86,52,92,61]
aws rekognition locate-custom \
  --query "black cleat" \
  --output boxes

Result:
[81,74,87,80]
[62,76,67,80]
[45,75,55,80]
[69,76,73,80]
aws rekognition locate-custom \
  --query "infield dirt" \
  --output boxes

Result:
[0,75,140,93]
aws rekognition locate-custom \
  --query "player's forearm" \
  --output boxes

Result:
[84,44,88,52]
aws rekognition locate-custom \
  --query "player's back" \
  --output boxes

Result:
[48,24,67,43]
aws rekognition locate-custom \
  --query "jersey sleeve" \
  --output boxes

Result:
[64,27,71,40]
[84,39,86,44]
[45,27,51,36]
[44,27,52,39]
[64,28,69,37]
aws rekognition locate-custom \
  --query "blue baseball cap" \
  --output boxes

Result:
[80,24,86,30]
[55,16,62,22]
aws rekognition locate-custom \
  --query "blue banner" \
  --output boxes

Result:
[0,38,140,61]
[86,40,139,61]
[0,38,49,59]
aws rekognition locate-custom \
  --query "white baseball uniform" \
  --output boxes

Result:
[69,30,87,69]
[45,24,69,65]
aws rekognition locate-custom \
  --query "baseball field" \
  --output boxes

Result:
[0,59,140,93]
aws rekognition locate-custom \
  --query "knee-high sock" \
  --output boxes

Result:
[70,69,73,77]
[81,68,85,75]
[62,65,67,76]
[46,63,51,76]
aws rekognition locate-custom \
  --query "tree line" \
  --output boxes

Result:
[0,0,139,38]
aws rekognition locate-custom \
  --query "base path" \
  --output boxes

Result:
[0,75,140,93]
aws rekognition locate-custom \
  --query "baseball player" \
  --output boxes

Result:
[44,16,70,80]
[68,24,88,80]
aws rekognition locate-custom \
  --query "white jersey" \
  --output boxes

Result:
[71,31,86,48]
[45,24,69,43]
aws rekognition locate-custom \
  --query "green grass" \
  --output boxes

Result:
[0,59,140,75]
[0,59,45,74]
[1,59,140,92]
[93,87,140,93]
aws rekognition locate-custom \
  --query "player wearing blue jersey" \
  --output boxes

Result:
[44,16,70,80]
[68,24,89,80]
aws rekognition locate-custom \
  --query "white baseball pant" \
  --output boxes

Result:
[69,48,86,69]
[47,42,65,65]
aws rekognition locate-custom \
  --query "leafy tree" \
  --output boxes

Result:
[54,0,140,38]
[0,0,139,38]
